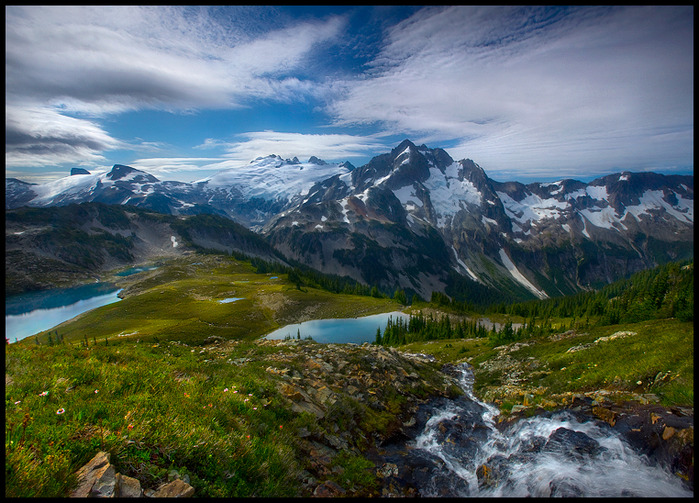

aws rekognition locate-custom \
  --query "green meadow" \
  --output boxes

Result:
[34,254,399,347]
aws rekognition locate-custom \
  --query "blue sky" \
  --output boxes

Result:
[5,5,694,184]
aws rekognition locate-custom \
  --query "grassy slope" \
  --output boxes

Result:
[401,317,693,411]
[5,253,407,497]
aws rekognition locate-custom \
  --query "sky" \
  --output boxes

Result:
[5,5,694,184]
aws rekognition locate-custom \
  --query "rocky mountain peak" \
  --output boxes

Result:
[308,156,327,165]
[391,139,418,157]
[71,167,91,176]
[106,164,159,183]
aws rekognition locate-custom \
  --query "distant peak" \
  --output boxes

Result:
[392,139,417,156]
[106,164,158,182]
[107,164,137,180]
[308,156,327,165]
[71,167,91,176]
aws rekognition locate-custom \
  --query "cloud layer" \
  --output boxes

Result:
[329,6,693,178]
[5,5,693,182]
[6,6,346,170]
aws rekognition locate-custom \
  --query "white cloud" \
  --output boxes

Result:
[5,5,346,169]
[5,105,124,168]
[329,5,694,177]
[6,6,345,114]
[199,131,389,164]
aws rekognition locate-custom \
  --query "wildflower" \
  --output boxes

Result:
[223,388,229,392]
[39,391,48,396]
[14,401,21,405]
[94,389,99,394]
[128,424,134,430]
[253,407,257,410]
[208,403,212,407]
[233,390,238,394]
[56,408,65,415]
[279,425,283,429]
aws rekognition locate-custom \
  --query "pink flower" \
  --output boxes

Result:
[14,400,21,405]
[56,408,65,415]
[223,388,229,392]
[248,393,253,397]
[39,391,48,396]
[233,390,238,394]
[128,424,134,430]
[94,390,99,394]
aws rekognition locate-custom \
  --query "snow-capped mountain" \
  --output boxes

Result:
[6,157,352,229]
[263,140,693,301]
[6,140,693,302]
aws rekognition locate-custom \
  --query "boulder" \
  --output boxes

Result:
[313,480,346,497]
[70,451,112,497]
[90,464,117,497]
[115,473,142,498]
[152,478,195,498]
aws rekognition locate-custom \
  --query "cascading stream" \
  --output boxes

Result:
[409,363,692,497]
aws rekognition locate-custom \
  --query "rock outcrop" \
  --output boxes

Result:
[70,451,195,498]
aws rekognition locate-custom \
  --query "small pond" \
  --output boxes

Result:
[5,283,122,343]
[218,297,245,304]
[263,311,409,344]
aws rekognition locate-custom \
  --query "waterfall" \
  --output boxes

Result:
[408,363,692,497]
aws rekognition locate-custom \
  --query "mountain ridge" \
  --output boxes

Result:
[5,141,693,302]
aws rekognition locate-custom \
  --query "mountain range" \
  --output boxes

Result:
[6,140,693,303]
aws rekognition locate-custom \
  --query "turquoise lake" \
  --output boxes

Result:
[263,311,410,344]
[5,283,122,343]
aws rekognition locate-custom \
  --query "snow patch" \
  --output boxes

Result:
[498,248,548,299]
[481,216,498,226]
[624,190,693,223]
[424,164,482,226]
[497,191,568,224]
[585,185,609,200]
[393,184,423,208]
[579,206,622,230]
[171,236,179,248]
[452,246,482,283]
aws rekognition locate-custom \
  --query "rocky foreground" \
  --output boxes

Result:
[68,336,692,497]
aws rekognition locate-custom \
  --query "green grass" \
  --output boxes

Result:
[27,254,399,347]
[5,339,303,497]
[403,317,693,410]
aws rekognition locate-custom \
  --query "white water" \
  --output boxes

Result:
[411,363,692,497]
